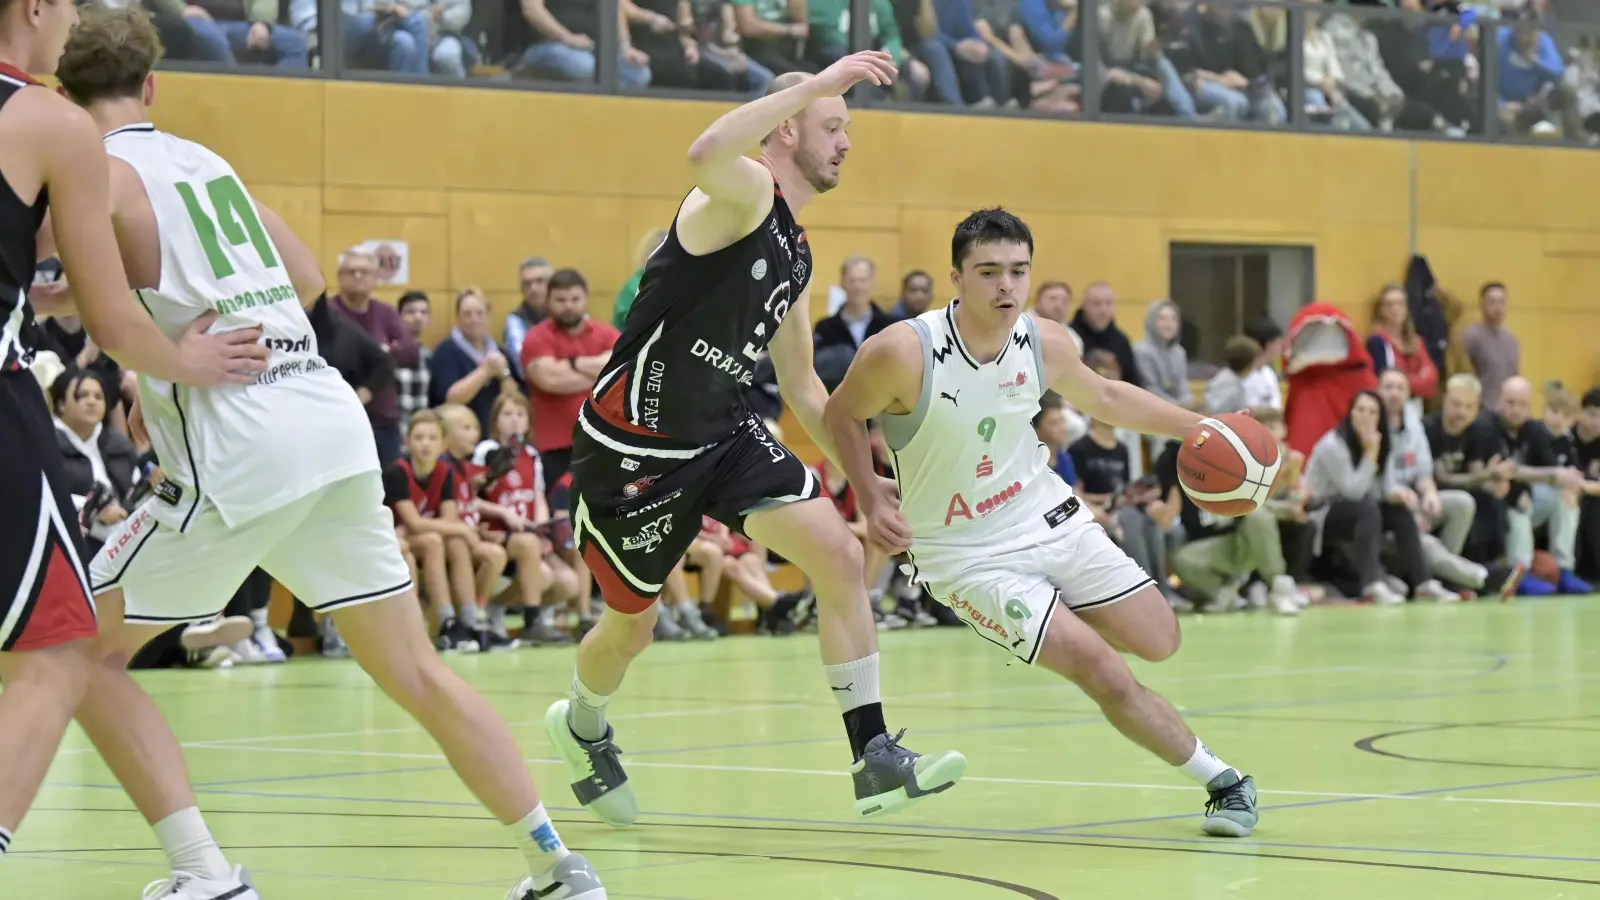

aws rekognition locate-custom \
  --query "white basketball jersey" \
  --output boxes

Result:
[880,303,1074,582]
[104,124,376,532]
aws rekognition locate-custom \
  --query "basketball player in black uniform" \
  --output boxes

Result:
[0,0,266,858]
[545,56,967,825]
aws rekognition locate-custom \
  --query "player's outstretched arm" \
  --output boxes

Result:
[769,283,840,461]
[37,95,267,386]
[822,325,920,551]
[1039,319,1202,441]
[255,201,326,307]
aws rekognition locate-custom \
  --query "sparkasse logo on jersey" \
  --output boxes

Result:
[999,371,1028,397]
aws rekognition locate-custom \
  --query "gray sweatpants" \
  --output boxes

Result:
[1170,509,1284,600]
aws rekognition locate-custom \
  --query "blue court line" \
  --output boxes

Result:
[1030,770,1600,832]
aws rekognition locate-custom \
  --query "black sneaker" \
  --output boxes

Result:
[851,730,966,819]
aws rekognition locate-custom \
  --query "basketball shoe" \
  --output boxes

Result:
[544,700,639,828]
[507,854,607,899]
[1202,770,1259,837]
[142,865,258,899]
[852,730,967,819]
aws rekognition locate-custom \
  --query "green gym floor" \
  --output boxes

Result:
[12,598,1600,899]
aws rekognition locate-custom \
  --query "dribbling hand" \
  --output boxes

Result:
[178,311,270,386]
[815,50,898,97]
[865,504,913,555]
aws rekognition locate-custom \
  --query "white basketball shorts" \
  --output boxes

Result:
[922,498,1154,665]
[89,470,413,625]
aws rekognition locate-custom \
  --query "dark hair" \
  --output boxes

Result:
[1222,335,1262,374]
[1583,387,1600,410]
[1031,390,1064,429]
[1336,390,1391,475]
[57,6,164,106]
[951,208,1034,269]
[1480,281,1506,298]
[1242,316,1282,347]
[49,370,110,421]
[901,270,931,290]
[397,290,430,314]
[548,268,588,295]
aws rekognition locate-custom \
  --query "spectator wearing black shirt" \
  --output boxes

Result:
[1181,0,1284,122]
[49,371,141,556]
[1496,377,1588,593]
[1574,388,1600,581]
[1069,417,1173,602]
[814,256,895,389]
[1069,280,1141,388]
[1424,374,1509,566]
[394,291,432,432]
[308,293,396,424]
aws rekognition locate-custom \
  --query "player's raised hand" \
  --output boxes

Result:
[815,50,897,97]
[177,311,270,386]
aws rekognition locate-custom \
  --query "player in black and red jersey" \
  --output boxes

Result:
[546,55,966,828]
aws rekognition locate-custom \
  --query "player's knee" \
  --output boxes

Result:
[7,638,97,704]
[597,602,658,655]
[1135,619,1182,662]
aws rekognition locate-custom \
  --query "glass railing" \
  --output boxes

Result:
[150,0,1600,146]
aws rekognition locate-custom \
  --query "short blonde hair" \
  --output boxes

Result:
[435,403,478,438]
[1445,373,1482,396]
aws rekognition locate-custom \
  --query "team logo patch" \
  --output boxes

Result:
[621,513,673,553]
[620,458,640,472]
[751,258,768,280]
[621,475,659,499]
[999,371,1028,397]
[976,455,994,478]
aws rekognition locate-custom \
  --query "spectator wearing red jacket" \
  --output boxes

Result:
[1367,283,1439,405]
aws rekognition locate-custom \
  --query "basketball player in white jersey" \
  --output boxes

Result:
[53,10,604,899]
[823,208,1261,836]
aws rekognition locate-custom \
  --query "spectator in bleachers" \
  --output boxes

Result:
[429,287,521,433]
[1368,282,1439,406]
[1069,412,1174,601]
[1498,13,1583,137]
[308,292,397,437]
[1015,0,1078,96]
[889,269,934,320]
[331,247,418,467]
[613,229,668,329]
[519,0,653,87]
[1180,0,1284,123]
[1369,0,1478,135]
[1496,376,1590,594]
[182,0,309,67]
[1424,373,1511,567]
[1033,392,1082,485]
[1461,280,1519,408]
[521,268,620,488]
[629,0,731,89]
[426,0,482,75]
[970,0,1042,107]
[885,0,965,104]
[1134,299,1195,411]
[687,517,788,631]
[395,291,432,432]
[694,0,777,92]
[1567,35,1600,141]
[1256,407,1317,605]
[1097,0,1194,116]
[1029,279,1071,326]
[340,0,430,74]
[383,411,481,651]
[934,0,1011,105]
[1304,5,1373,130]
[809,0,926,98]
[436,404,512,649]
[1575,388,1600,580]
[815,256,894,354]
[1246,4,1291,106]
[1303,391,1411,605]
[50,372,141,555]
[1205,335,1260,415]
[1241,316,1285,410]
[1324,7,1443,132]
[731,0,813,75]
[506,256,552,376]
[1069,280,1140,386]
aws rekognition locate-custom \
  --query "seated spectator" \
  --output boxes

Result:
[1495,376,1590,593]
[1255,407,1317,606]
[889,270,934,320]
[1033,393,1080,485]
[1370,0,1477,134]
[394,291,432,431]
[1068,415,1173,601]
[687,517,785,631]
[971,0,1073,110]
[613,229,668,328]
[1497,14,1582,137]
[474,394,583,643]
[1305,8,1372,129]
[427,0,482,76]
[1016,0,1080,109]
[694,0,777,94]
[519,0,652,87]
[341,0,430,74]
[884,0,965,104]
[1204,335,1260,415]
[1377,370,1473,597]
[1029,280,1072,326]
[1367,282,1439,407]
[383,410,483,652]
[1424,373,1512,566]
[1070,280,1140,386]
[629,0,733,89]
[429,287,522,434]
[1574,388,1600,580]
[179,0,310,68]
[933,0,1011,105]
[1247,4,1292,114]
[731,0,813,76]
[809,0,929,100]
[1304,391,1424,604]
[1323,8,1441,131]
[436,404,513,650]
[1240,316,1285,410]
[1134,299,1194,411]
[50,372,140,556]
[814,256,894,388]
[1567,35,1600,141]
[1180,0,1284,123]
[1096,0,1195,117]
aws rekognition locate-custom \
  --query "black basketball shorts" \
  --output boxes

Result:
[0,374,96,652]
[569,413,821,613]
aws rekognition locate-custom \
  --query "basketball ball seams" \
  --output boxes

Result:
[1177,414,1284,516]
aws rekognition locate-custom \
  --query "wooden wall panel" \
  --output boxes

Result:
[157,73,1600,399]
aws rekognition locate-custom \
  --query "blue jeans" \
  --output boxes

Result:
[700,48,774,95]
[432,33,482,77]
[953,48,1009,104]
[918,38,963,105]
[519,41,651,89]
[212,20,309,68]
[180,17,235,62]
[344,11,428,74]
[1195,80,1287,123]
[1156,56,1196,117]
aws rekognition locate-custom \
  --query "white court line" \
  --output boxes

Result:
[175,741,1600,810]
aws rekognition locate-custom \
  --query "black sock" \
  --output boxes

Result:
[843,702,887,761]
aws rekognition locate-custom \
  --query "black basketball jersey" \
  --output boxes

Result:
[587,174,812,447]
[0,64,45,374]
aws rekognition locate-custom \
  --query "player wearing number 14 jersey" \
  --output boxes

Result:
[823,209,1262,837]
[59,9,603,899]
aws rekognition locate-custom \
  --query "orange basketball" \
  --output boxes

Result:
[1176,414,1283,517]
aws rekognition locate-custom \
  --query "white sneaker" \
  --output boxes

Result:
[1414,580,1462,603]
[143,866,259,900]
[1365,581,1406,606]
[1244,582,1269,611]
[180,616,253,653]
[1200,586,1239,614]
[252,626,287,663]
[229,638,267,665]
[1267,576,1301,616]
[507,853,607,899]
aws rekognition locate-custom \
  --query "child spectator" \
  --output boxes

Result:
[1205,335,1261,415]
[1068,415,1171,600]
[1033,393,1079,485]
[686,517,785,633]
[436,404,513,649]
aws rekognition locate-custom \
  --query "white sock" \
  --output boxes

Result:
[509,804,571,882]
[153,807,231,880]
[487,604,508,635]
[460,603,482,629]
[247,607,268,629]
[436,603,457,623]
[568,672,610,742]
[823,653,881,714]
[1177,738,1235,787]
[0,824,12,857]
